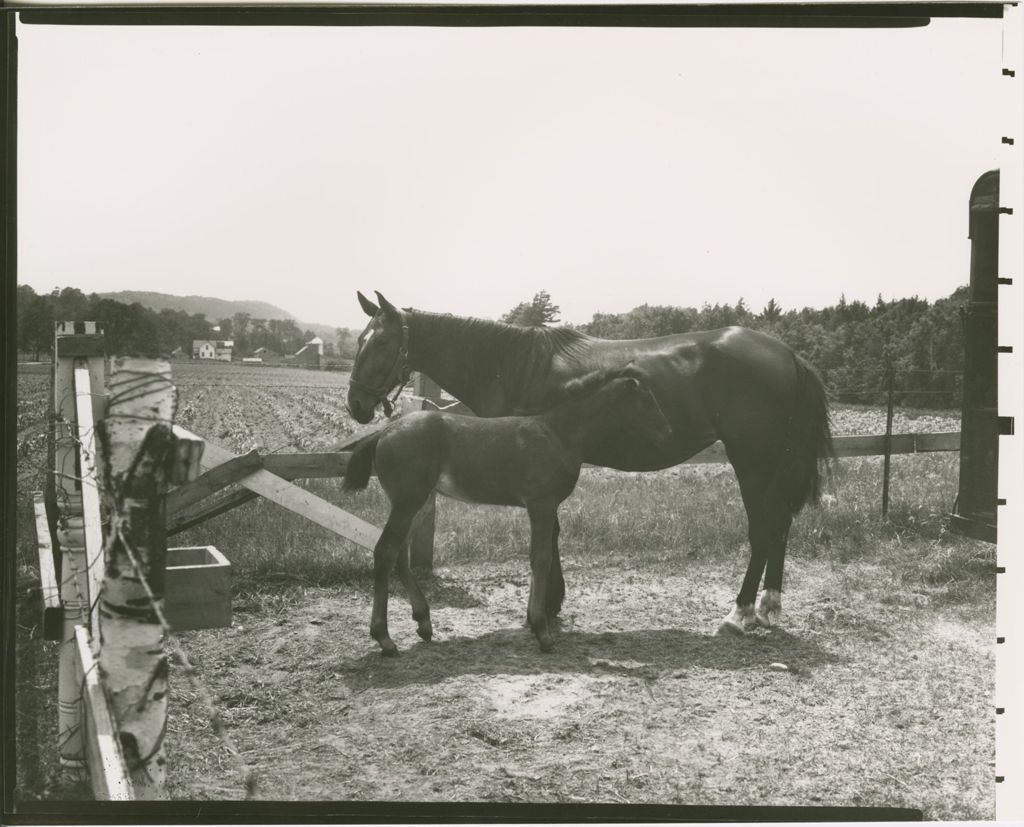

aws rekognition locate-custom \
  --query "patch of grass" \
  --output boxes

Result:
[433,469,749,569]
[878,539,997,605]
[166,450,991,609]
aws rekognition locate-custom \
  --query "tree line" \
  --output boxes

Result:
[18,284,972,408]
[507,288,970,409]
[16,286,353,361]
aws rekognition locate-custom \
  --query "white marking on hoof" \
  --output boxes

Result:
[717,603,756,635]
[756,589,782,628]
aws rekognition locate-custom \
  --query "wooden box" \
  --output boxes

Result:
[165,546,232,632]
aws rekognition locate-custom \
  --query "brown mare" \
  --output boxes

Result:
[343,369,672,654]
[346,291,833,635]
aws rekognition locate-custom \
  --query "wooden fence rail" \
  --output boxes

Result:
[166,430,962,538]
[171,425,382,550]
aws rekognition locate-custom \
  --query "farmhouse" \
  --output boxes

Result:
[192,339,234,361]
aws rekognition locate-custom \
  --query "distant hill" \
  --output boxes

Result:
[94,290,354,343]
[97,291,296,323]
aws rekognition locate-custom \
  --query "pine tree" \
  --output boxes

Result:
[501,290,561,327]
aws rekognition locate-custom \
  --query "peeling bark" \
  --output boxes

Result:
[96,357,178,799]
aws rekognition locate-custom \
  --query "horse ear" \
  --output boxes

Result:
[374,291,400,319]
[357,291,379,317]
[624,376,641,390]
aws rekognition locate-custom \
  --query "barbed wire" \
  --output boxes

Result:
[821,367,964,376]
[50,466,102,628]
[831,389,964,397]
[52,487,98,768]
[37,414,258,800]
[114,524,258,799]
[106,371,177,410]
[174,382,350,390]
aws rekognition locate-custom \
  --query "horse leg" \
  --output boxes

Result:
[524,516,565,626]
[546,515,566,620]
[395,540,433,642]
[719,464,792,634]
[370,505,419,656]
[757,525,790,627]
[526,504,557,652]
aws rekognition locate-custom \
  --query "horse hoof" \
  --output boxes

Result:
[757,590,782,628]
[537,636,555,653]
[379,641,399,657]
[716,620,746,637]
[718,603,756,635]
[417,622,433,642]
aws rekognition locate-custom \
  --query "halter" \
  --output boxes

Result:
[349,309,411,417]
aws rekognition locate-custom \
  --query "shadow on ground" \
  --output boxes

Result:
[340,623,840,692]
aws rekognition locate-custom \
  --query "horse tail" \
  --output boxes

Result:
[782,354,834,514]
[343,430,383,492]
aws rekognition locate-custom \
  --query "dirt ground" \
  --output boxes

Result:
[164,556,994,818]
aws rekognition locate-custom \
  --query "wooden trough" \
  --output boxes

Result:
[165,546,232,632]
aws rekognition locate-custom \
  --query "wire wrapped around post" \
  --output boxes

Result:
[95,356,178,799]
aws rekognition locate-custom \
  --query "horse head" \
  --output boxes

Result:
[346,291,411,423]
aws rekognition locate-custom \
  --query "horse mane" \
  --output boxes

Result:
[405,309,593,396]
[559,366,631,401]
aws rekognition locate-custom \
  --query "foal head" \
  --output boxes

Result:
[347,291,410,423]
[565,369,673,446]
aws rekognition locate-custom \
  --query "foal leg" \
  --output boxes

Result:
[546,516,566,620]
[719,464,792,634]
[524,516,565,626]
[526,504,557,652]
[395,542,433,642]
[370,505,419,656]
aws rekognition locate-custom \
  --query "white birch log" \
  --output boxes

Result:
[95,357,178,799]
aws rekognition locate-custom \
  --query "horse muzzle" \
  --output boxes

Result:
[345,395,376,424]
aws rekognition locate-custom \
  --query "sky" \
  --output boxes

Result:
[16,11,1010,330]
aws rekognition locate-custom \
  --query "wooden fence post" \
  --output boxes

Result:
[882,368,895,517]
[95,356,178,799]
[409,373,439,570]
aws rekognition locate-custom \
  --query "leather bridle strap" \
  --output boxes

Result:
[349,310,411,417]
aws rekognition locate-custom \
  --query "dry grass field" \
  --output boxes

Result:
[13,361,995,818]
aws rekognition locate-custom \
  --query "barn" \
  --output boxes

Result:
[250,346,283,366]
[285,337,322,368]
